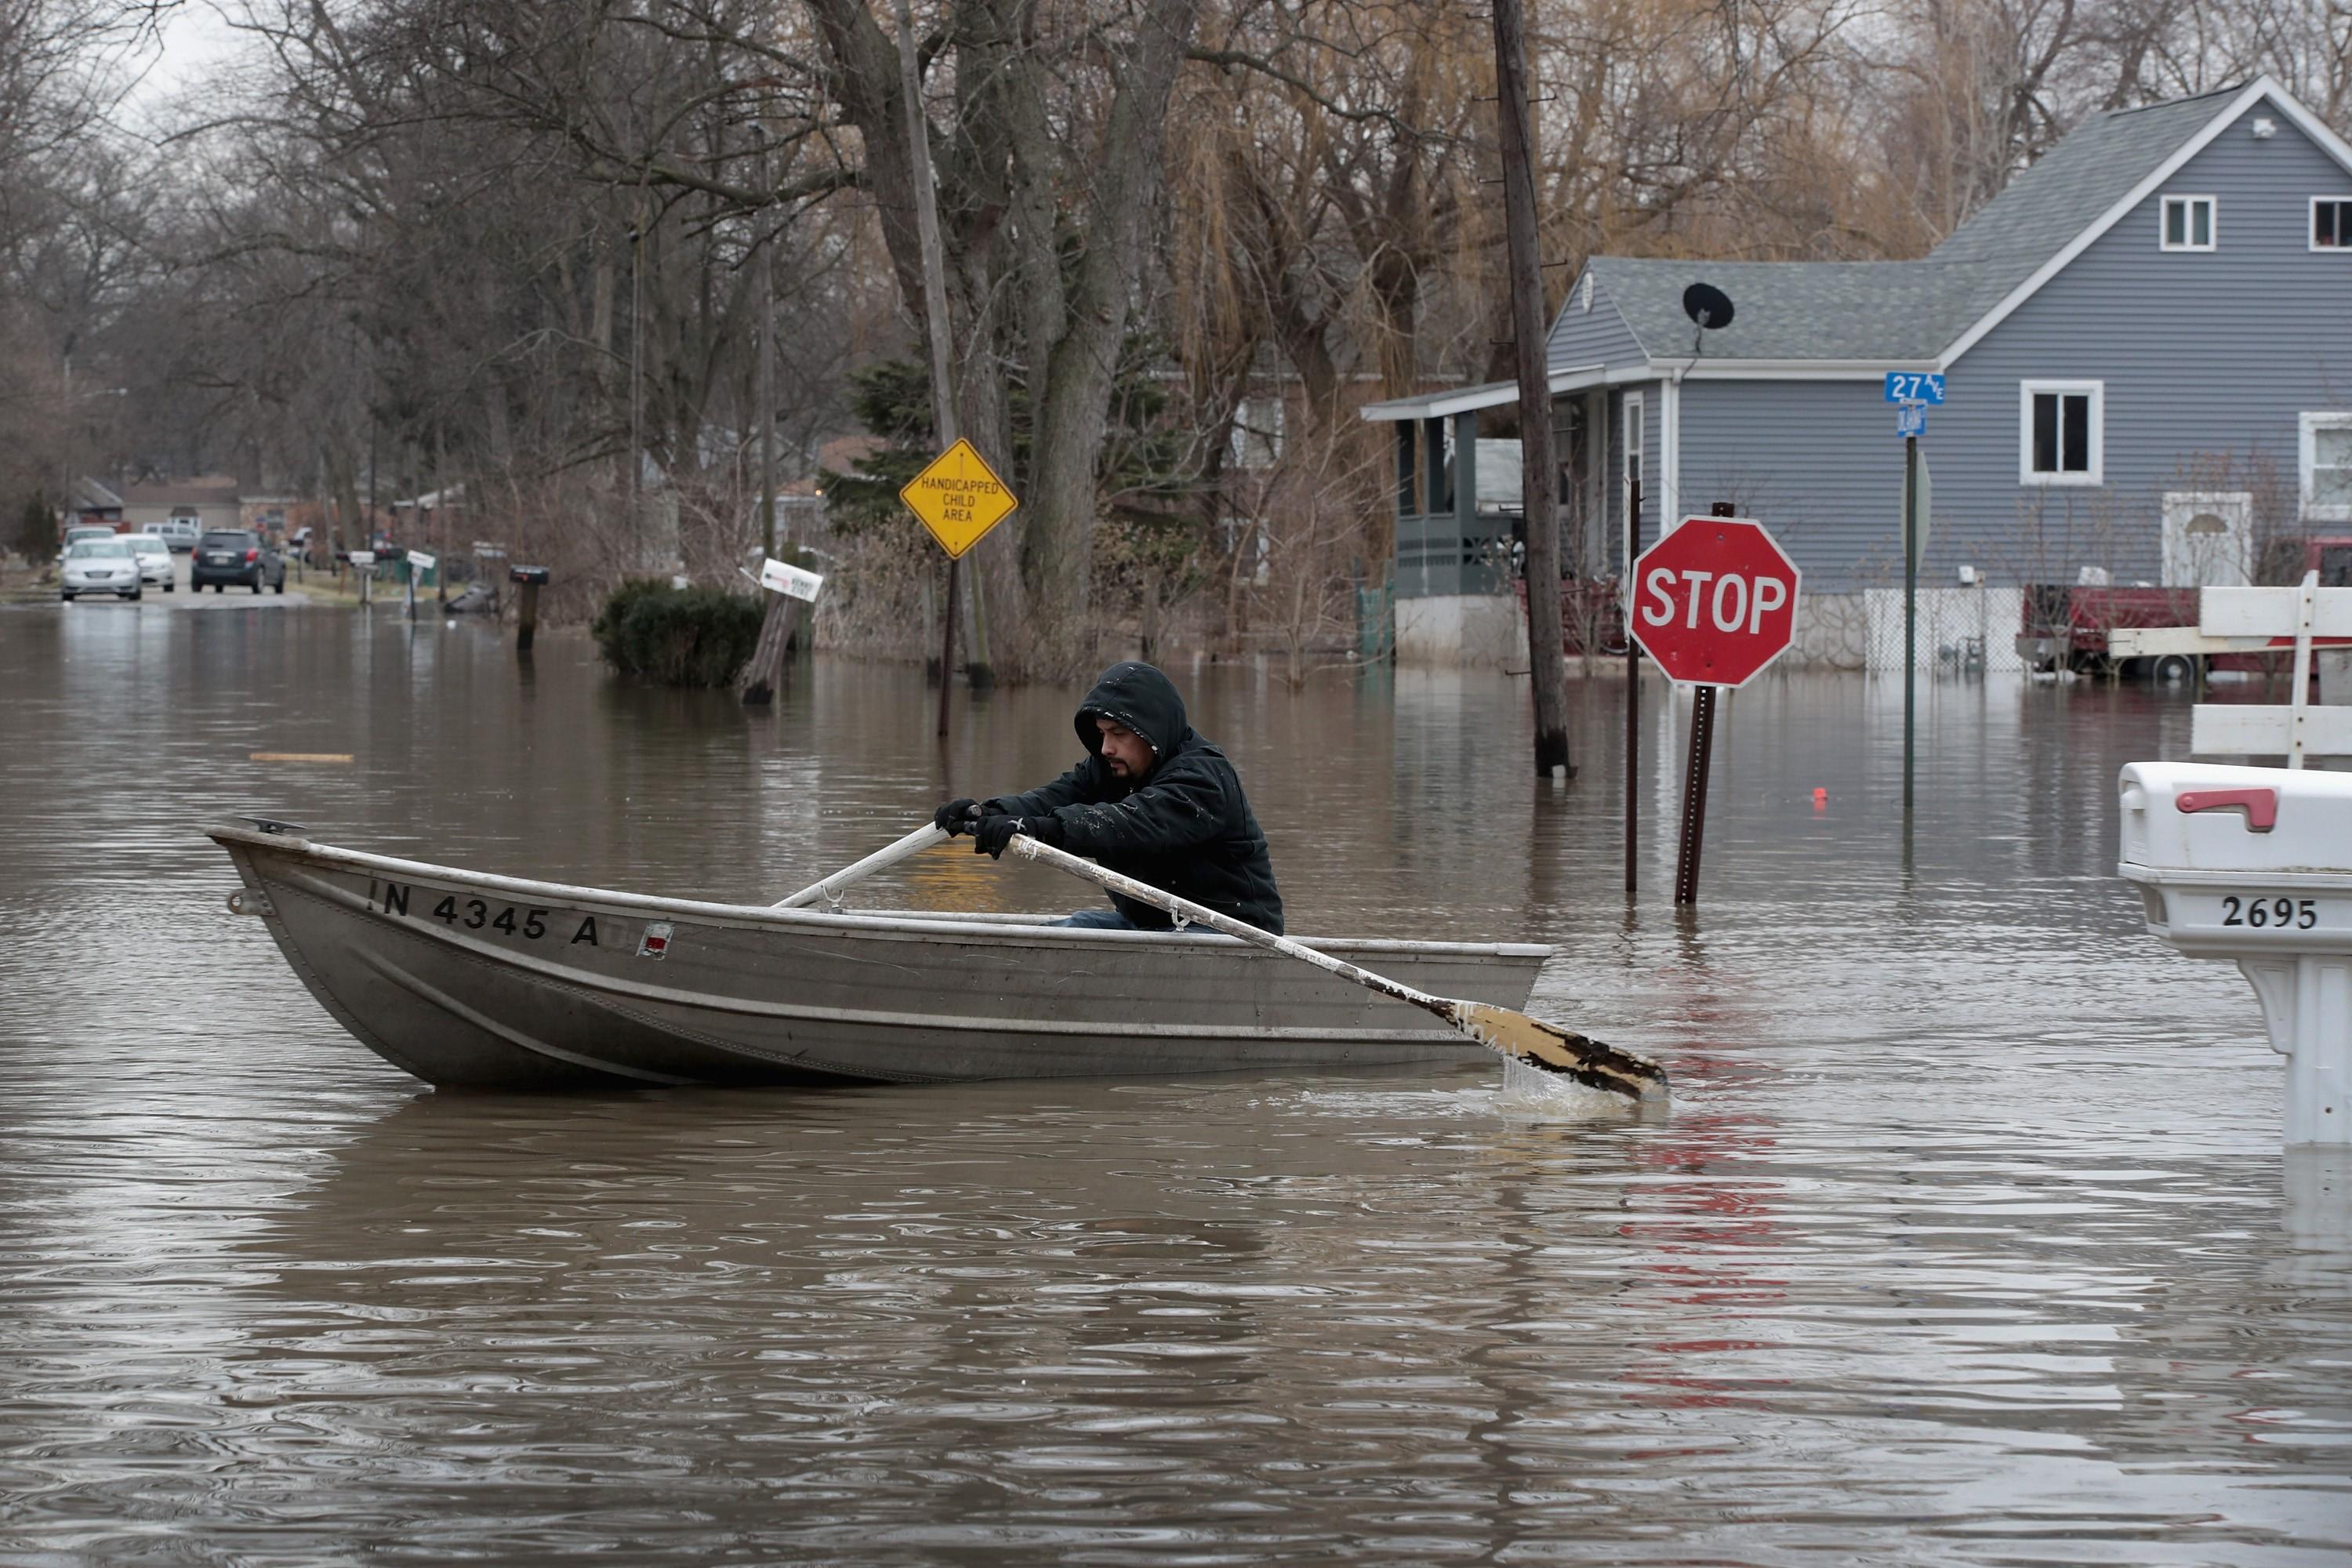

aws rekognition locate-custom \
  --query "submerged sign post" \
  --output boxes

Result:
[1885,370,1943,817]
[901,437,1018,739]
[1630,510,1802,906]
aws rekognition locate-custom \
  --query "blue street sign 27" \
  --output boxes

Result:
[1884,372,1946,405]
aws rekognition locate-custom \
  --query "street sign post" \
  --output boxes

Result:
[1899,439,1933,818]
[901,437,1018,739]
[1631,510,1803,905]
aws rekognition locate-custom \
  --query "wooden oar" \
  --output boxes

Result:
[1006,834,1668,1102]
[773,823,949,909]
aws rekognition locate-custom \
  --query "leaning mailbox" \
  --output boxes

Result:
[2119,762,2352,1146]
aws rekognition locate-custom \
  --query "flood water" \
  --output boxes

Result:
[2,600,2347,1565]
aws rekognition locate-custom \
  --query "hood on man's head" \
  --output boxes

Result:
[1074,662,1187,759]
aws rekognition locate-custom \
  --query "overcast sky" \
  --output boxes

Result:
[125,2,246,113]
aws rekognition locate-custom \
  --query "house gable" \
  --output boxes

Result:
[1939,78,2352,367]
[1546,268,1646,373]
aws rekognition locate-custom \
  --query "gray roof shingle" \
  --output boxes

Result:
[1575,84,2255,364]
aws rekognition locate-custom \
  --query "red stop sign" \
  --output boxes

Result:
[1630,517,1802,688]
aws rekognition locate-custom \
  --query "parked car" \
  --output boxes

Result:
[191,529,286,594]
[60,538,141,601]
[124,534,175,592]
[150,519,203,553]
[58,523,118,561]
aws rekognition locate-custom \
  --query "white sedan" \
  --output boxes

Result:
[60,538,143,601]
[125,534,175,592]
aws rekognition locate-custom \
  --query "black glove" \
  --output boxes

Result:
[973,812,1064,859]
[934,798,982,835]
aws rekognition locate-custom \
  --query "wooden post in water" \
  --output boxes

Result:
[1489,0,1572,779]
[511,565,548,654]
[742,114,793,710]
[737,598,799,705]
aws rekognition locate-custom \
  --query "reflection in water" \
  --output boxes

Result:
[1,605,2346,1563]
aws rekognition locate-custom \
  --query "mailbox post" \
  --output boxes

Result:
[2118,574,2352,1148]
[2121,763,2352,1146]
[510,564,550,653]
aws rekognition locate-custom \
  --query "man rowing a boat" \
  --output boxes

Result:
[934,660,1284,934]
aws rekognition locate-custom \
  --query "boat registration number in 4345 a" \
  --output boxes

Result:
[371,880,604,946]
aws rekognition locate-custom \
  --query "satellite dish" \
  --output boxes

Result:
[1682,282,1735,331]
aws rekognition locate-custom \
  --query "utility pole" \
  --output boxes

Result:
[1490,0,1573,778]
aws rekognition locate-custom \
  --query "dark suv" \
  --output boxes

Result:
[191,529,287,594]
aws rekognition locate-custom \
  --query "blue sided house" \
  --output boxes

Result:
[1363,77,2352,668]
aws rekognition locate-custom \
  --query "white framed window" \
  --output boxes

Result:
[2312,197,2352,251]
[2303,412,2352,522]
[1228,396,1284,469]
[2020,380,2104,485]
[2160,194,2216,251]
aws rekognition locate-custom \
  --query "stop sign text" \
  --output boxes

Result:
[1640,567,1788,637]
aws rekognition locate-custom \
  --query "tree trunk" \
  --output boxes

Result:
[807,0,1202,678]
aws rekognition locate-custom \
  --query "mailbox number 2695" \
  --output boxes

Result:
[2222,895,2318,930]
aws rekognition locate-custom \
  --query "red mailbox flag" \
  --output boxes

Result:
[1630,517,1802,688]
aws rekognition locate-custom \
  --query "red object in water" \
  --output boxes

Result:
[1811,787,1828,809]
[2176,788,2278,832]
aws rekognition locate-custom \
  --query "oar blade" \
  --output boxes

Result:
[1450,1002,1668,1103]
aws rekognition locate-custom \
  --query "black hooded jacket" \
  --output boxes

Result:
[985,662,1284,933]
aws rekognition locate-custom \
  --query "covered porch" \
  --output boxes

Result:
[1359,366,1631,666]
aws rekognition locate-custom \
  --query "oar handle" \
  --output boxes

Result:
[1007,834,1453,1025]
[775,823,949,909]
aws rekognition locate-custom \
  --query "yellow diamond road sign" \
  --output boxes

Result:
[900,438,1018,559]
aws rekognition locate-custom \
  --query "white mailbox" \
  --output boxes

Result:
[2119,760,2352,1145]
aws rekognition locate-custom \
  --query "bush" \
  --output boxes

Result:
[590,579,765,687]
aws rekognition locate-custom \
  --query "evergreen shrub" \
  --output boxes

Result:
[590,579,764,687]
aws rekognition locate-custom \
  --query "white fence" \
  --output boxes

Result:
[1863,586,2024,674]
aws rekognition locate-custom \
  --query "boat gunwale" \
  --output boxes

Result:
[207,822,1554,962]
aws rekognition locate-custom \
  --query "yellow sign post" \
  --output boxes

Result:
[899,438,1018,558]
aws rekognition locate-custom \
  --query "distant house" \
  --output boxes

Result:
[68,477,124,528]
[117,477,243,537]
[1363,77,2352,666]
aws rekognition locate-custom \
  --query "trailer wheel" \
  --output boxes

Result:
[2153,653,2198,684]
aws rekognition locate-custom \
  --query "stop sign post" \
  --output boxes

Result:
[1630,511,1802,905]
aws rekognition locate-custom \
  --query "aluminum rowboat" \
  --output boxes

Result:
[209,822,1552,1089]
